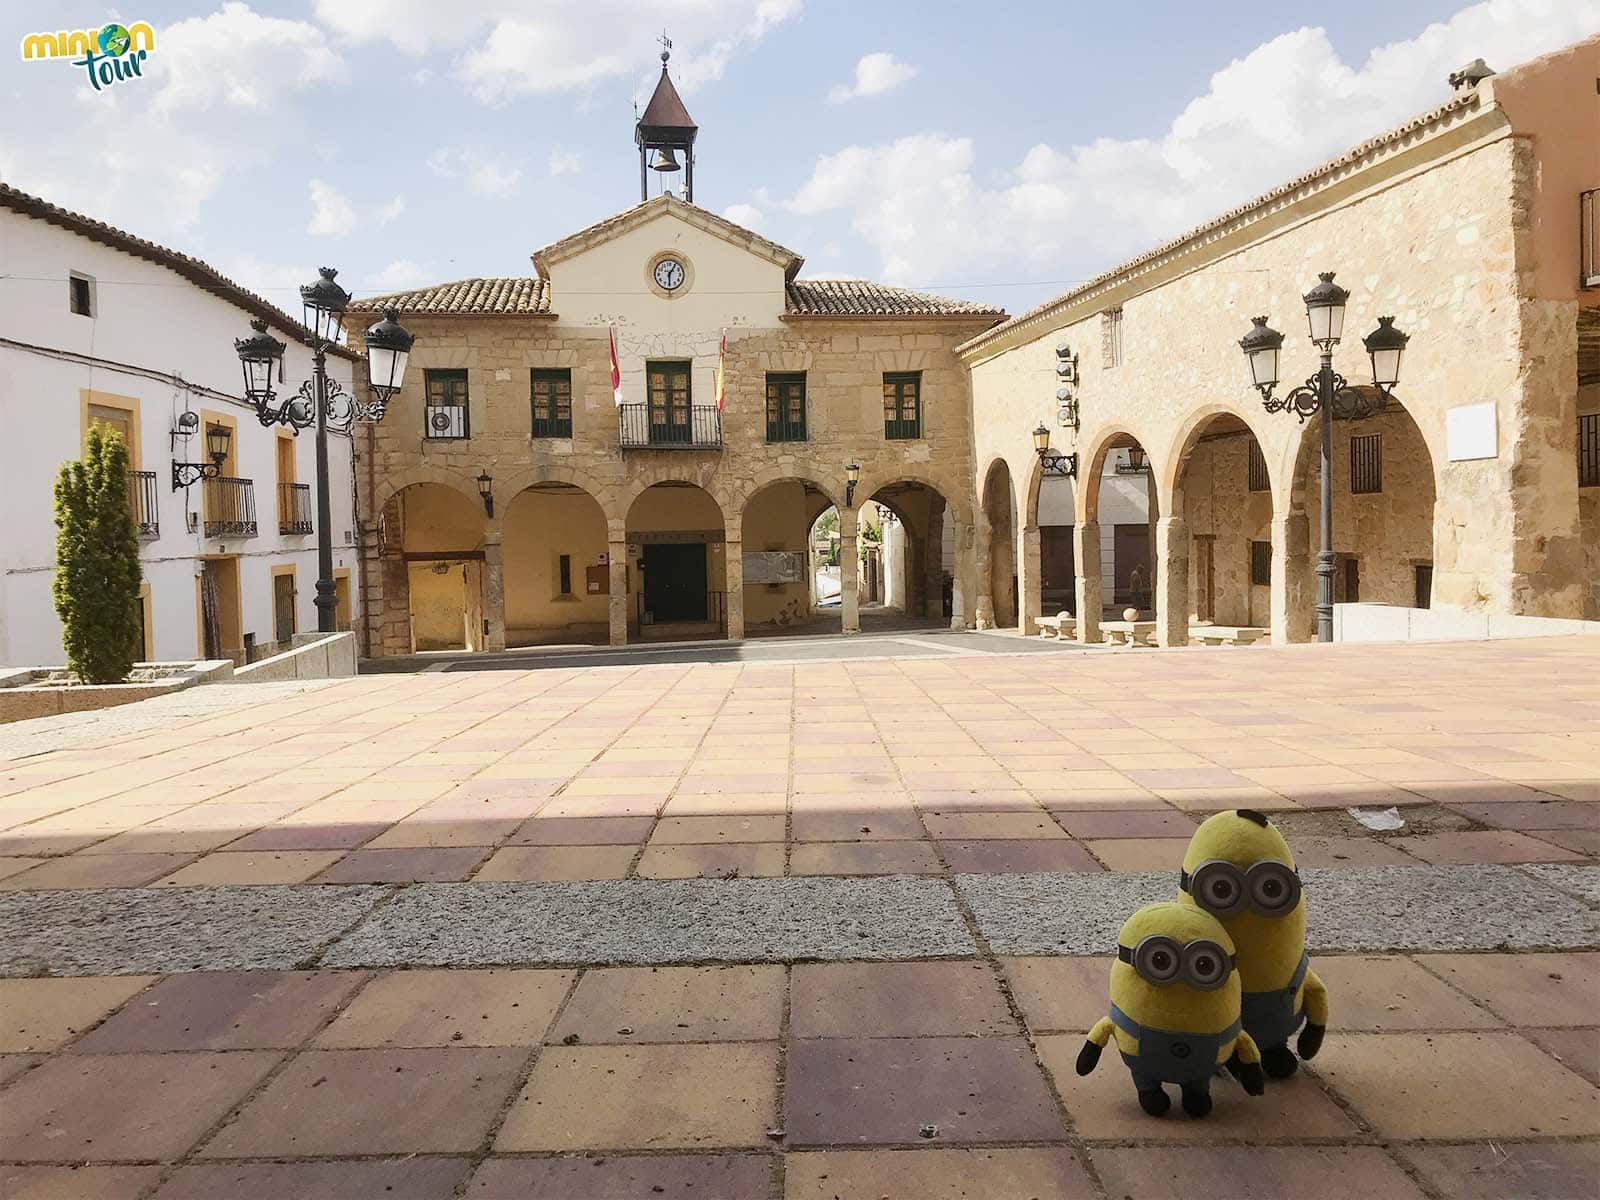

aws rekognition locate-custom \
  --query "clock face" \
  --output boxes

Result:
[653,258,686,291]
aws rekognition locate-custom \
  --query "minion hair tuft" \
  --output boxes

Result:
[1235,808,1270,827]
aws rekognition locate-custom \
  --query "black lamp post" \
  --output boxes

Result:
[1239,272,1409,643]
[234,270,417,634]
[476,470,495,518]
[844,462,860,507]
[1033,424,1077,477]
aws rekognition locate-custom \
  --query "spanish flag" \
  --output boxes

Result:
[609,325,623,406]
[715,330,727,412]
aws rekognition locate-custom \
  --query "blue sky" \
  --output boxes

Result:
[3,1,1596,318]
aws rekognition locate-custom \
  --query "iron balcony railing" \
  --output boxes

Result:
[618,403,722,449]
[203,476,258,538]
[129,469,159,539]
[1582,188,1599,290]
[278,481,312,535]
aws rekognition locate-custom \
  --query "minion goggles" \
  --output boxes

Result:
[1181,859,1302,917]
[1118,935,1235,991]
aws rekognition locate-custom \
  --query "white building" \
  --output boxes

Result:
[0,184,360,667]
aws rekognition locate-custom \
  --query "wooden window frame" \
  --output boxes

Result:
[1350,433,1383,495]
[424,369,470,440]
[1249,540,1272,587]
[883,371,922,440]
[646,360,693,434]
[1579,412,1600,488]
[69,272,95,317]
[530,368,573,439]
[765,372,807,443]
[558,553,573,597]
[1247,439,1270,492]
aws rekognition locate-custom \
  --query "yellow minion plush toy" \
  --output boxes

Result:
[1076,901,1265,1117]
[1178,808,1329,1078]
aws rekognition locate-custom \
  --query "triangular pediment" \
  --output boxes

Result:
[530,194,803,281]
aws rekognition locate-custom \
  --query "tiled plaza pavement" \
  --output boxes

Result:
[1,637,1598,1196]
[0,954,1596,1198]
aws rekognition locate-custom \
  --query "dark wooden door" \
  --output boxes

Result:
[643,543,708,621]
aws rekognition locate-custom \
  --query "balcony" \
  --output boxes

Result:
[1583,189,1599,290]
[278,481,312,535]
[619,403,722,449]
[203,476,258,538]
[129,469,159,539]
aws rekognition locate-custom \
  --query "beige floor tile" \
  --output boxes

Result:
[317,969,575,1047]
[152,850,344,887]
[783,1148,1096,1199]
[0,853,195,890]
[998,957,1112,1033]
[635,843,785,879]
[1310,955,1500,1030]
[549,965,784,1044]
[473,845,636,882]
[1414,952,1600,1026]
[0,977,154,1051]
[1083,838,1189,871]
[1091,1147,1425,1200]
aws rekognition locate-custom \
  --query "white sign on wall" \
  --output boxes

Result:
[1446,401,1498,462]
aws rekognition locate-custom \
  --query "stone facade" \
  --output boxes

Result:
[346,201,998,655]
[963,43,1600,643]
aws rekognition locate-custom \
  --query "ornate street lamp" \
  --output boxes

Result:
[844,461,860,507]
[1239,271,1409,642]
[172,422,230,490]
[1033,424,1077,478]
[232,268,419,633]
[477,469,495,518]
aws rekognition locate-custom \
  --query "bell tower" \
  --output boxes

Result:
[635,34,697,203]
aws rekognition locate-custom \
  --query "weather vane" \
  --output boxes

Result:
[657,29,672,63]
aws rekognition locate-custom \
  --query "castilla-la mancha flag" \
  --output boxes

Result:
[715,330,727,412]
[609,326,623,407]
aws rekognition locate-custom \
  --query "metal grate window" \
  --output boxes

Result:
[1101,308,1124,368]
[530,369,573,438]
[1250,540,1272,587]
[766,373,807,442]
[558,554,572,596]
[1580,413,1600,487]
[424,369,469,439]
[1247,439,1270,492]
[883,372,922,439]
[1350,433,1383,494]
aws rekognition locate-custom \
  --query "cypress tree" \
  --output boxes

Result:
[52,425,144,683]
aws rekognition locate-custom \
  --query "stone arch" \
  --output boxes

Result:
[501,477,611,648]
[1073,424,1161,524]
[1162,402,1280,515]
[496,462,621,526]
[855,467,972,529]
[371,465,485,516]
[980,457,1019,629]
[374,480,490,656]
[617,466,729,530]
[727,465,843,517]
[738,475,842,634]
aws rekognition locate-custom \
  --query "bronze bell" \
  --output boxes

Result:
[650,147,681,173]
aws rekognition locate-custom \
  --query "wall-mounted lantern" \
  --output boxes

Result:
[1033,424,1077,478]
[844,461,860,507]
[171,421,230,490]
[477,469,495,517]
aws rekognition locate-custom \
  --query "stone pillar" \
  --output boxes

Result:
[925,493,947,620]
[1018,525,1042,636]
[724,536,744,640]
[973,512,995,630]
[1155,516,1190,647]
[949,515,970,630]
[607,534,628,647]
[1074,521,1102,643]
[482,532,507,652]
[1146,467,1160,608]
[840,509,860,634]
[1271,510,1315,644]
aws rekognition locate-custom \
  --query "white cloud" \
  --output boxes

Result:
[548,147,582,176]
[376,195,406,224]
[427,146,523,198]
[722,203,764,230]
[311,0,801,104]
[828,52,917,103]
[790,0,1600,285]
[307,179,357,236]
[0,3,343,237]
[371,259,433,290]
[215,254,317,304]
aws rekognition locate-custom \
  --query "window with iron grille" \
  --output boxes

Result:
[1580,413,1600,487]
[530,369,573,438]
[69,272,94,317]
[1247,439,1270,492]
[558,554,573,596]
[766,373,807,442]
[1101,308,1123,368]
[883,372,921,439]
[424,369,469,439]
[1350,433,1382,494]
[1250,540,1271,587]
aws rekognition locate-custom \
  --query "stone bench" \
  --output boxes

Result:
[1099,620,1156,647]
[1036,613,1076,639]
[1189,624,1269,647]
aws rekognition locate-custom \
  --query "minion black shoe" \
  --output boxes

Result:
[1180,1085,1213,1118]
[1138,1087,1171,1117]
[1262,1043,1299,1078]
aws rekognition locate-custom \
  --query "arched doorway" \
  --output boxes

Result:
[625,481,727,640]
[982,460,1018,629]
[1173,413,1275,633]
[380,482,487,652]
[1032,461,1077,618]
[1080,433,1158,623]
[503,482,610,647]
[866,479,956,624]
[1289,399,1437,633]
[739,478,837,634]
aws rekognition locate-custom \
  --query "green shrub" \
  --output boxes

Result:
[52,426,143,683]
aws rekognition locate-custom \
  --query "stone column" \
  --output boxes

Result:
[973,511,995,630]
[1073,521,1102,644]
[482,531,507,652]
[949,515,970,630]
[1271,510,1315,644]
[607,534,628,647]
[840,509,860,634]
[724,536,744,640]
[925,493,947,620]
[1155,516,1190,647]
[1017,525,1042,636]
[1146,467,1160,607]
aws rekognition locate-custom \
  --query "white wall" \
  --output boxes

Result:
[0,207,359,665]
